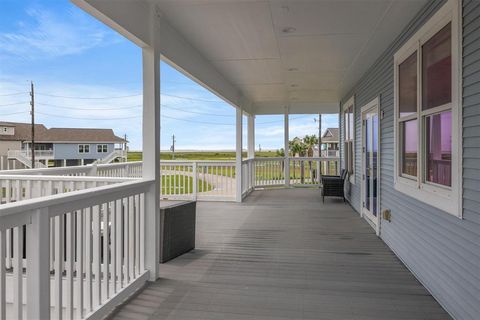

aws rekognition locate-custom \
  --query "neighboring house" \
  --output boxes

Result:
[312,128,340,158]
[0,122,127,169]
[320,128,339,157]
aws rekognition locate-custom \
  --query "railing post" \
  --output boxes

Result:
[284,110,290,187]
[26,208,50,320]
[235,108,243,202]
[192,162,197,201]
[247,114,255,159]
[89,163,98,176]
[249,160,254,191]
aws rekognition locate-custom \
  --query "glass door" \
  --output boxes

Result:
[362,104,379,227]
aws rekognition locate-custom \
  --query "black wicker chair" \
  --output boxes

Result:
[321,169,347,203]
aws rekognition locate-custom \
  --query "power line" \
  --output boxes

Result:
[36,102,142,111]
[36,111,142,120]
[161,93,224,103]
[36,91,226,104]
[13,109,313,127]
[0,111,29,116]
[36,92,143,100]
[162,115,234,126]
[0,92,28,97]
[162,104,233,117]
[36,101,233,117]
[0,101,29,107]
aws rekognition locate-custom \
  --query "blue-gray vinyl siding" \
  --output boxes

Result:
[53,143,114,160]
[340,0,480,319]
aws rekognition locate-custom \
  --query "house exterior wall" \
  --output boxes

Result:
[340,0,480,319]
[0,141,22,156]
[0,126,15,136]
[53,143,115,160]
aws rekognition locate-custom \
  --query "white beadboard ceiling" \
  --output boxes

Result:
[153,0,428,113]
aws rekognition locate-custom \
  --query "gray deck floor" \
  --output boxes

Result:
[112,189,450,320]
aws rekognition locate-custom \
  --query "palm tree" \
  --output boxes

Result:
[303,135,319,183]
[289,137,307,183]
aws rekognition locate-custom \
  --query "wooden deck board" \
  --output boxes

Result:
[112,189,450,320]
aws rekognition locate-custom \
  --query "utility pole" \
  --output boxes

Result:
[315,114,322,156]
[30,81,35,169]
[171,134,176,160]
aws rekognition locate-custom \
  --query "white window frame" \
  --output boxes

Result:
[97,144,108,153]
[342,96,355,184]
[393,0,462,217]
[78,144,90,154]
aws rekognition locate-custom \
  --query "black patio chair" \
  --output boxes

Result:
[321,169,347,203]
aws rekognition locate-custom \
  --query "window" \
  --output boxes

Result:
[394,0,461,217]
[78,144,90,154]
[97,144,108,153]
[342,97,355,183]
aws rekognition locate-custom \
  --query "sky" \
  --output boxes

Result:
[0,0,338,151]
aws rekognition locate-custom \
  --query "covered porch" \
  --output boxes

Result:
[1,0,478,319]
[112,188,448,320]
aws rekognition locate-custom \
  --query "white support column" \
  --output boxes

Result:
[142,44,161,281]
[247,114,255,159]
[284,109,290,187]
[236,108,243,202]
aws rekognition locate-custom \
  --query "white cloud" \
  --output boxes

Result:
[0,7,120,60]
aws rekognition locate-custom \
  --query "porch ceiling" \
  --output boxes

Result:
[73,0,428,114]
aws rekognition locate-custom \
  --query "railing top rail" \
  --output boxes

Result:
[0,179,154,228]
[288,156,340,161]
[253,157,285,161]
[0,166,91,176]
[96,161,141,168]
[0,161,143,175]
[160,160,235,164]
[0,174,136,183]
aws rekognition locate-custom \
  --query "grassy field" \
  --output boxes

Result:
[128,150,279,162]
[161,174,212,195]
[131,151,339,183]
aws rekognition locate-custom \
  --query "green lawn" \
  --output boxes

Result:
[131,151,339,185]
[161,174,212,195]
[128,150,279,162]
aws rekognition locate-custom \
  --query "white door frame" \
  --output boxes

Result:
[360,97,381,235]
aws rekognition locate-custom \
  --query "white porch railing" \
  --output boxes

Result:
[241,159,254,198]
[253,157,286,187]
[242,156,340,197]
[288,157,340,187]
[0,157,340,202]
[0,179,152,319]
[1,161,237,202]
[94,150,128,165]
[321,150,340,158]
[6,150,48,169]
[0,175,133,204]
[7,150,54,160]
[160,160,236,202]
